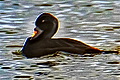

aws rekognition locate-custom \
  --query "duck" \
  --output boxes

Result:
[22,13,118,58]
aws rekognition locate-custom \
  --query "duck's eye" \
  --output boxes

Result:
[42,20,45,22]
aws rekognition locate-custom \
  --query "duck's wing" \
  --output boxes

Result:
[52,38,101,53]
[54,38,100,49]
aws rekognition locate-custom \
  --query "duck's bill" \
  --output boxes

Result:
[30,27,43,40]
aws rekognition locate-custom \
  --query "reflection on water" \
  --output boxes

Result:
[0,0,120,80]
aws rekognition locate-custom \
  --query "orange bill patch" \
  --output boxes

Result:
[32,31,38,37]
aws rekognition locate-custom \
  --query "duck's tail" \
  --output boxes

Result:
[100,51,119,54]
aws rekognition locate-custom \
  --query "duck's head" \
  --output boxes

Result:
[30,13,59,40]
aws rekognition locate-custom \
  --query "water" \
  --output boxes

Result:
[0,0,120,80]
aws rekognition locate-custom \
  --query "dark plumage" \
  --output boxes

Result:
[22,13,103,58]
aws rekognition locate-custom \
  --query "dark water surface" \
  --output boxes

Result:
[0,0,120,80]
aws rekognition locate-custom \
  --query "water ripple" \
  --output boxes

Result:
[0,0,120,80]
